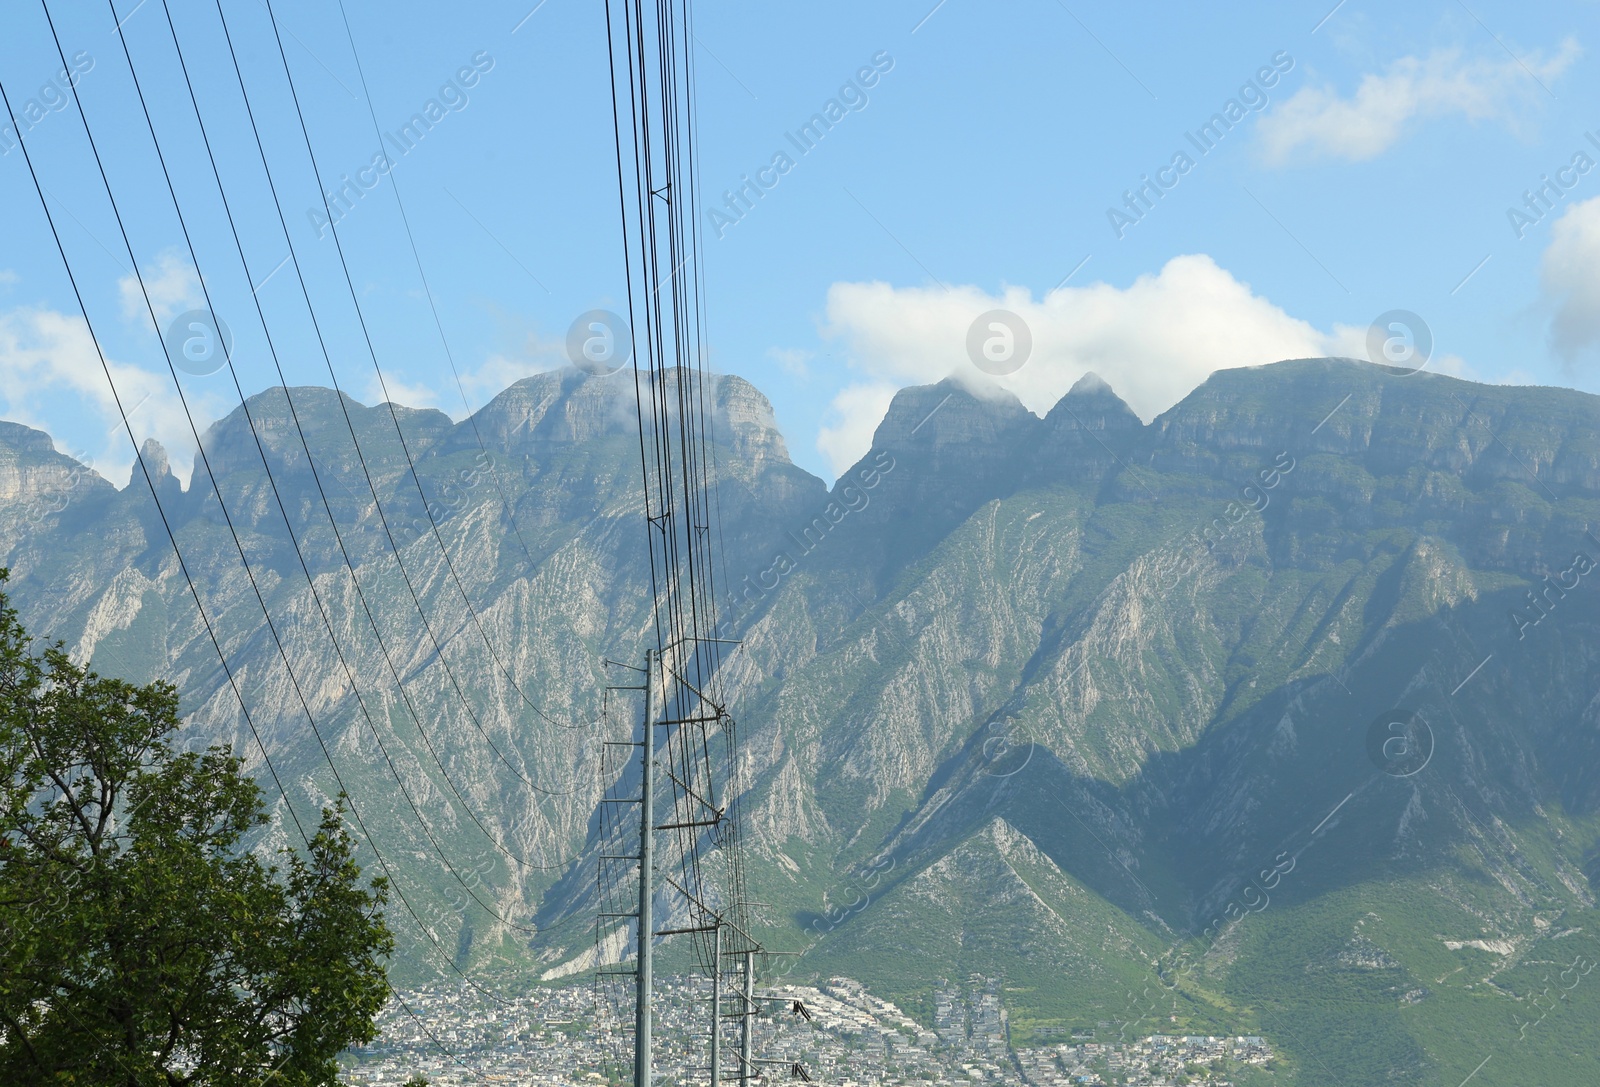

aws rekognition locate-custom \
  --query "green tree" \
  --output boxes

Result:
[0,571,393,1085]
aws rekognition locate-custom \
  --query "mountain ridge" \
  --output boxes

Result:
[5,356,1600,1086]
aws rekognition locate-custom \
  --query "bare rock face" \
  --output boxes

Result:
[137,437,170,480]
[1026,371,1144,488]
[471,369,624,448]
[0,419,57,463]
[466,367,789,467]
[134,438,183,507]
[841,379,1037,568]
[0,423,116,556]
[869,378,1035,453]
[709,372,791,473]
[0,421,106,505]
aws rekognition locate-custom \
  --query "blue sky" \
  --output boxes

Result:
[1,0,1597,483]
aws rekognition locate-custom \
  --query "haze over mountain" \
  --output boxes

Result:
[4,357,1600,1087]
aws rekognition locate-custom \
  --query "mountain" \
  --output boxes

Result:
[4,358,1600,1086]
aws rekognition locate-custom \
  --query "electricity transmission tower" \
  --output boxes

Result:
[601,652,768,1085]
[595,1,799,1084]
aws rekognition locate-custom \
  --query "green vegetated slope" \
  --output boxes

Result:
[6,359,1600,1084]
[715,361,1600,1085]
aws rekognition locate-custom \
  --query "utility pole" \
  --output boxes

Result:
[636,648,656,1087]
[740,948,755,1085]
[710,923,722,1086]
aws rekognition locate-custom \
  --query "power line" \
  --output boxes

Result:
[600,1,764,1081]
[0,22,501,1074]
[0,45,306,856]
[33,0,551,1019]
[257,0,595,766]
[34,0,538,998]
[191,0,593,861]
[332,2,587,742]
[81,0,559,937]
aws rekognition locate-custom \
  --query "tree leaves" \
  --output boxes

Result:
[0,571,393,1086]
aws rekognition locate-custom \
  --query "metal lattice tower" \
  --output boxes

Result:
[596,1,789,1083]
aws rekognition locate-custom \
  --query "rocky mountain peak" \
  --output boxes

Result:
[0,421,57,457]
[1024,372,1146,488]
[838,380,1039,554]
[1046,372,1142,433]
[199,385,454,481]
[0,422,109,508]
[136,438,171,483]
[0,423,59,505]
[132,438,182,507]
[470,366,792,470]
[1067,370,1111,395]
[869,378,1035,454]
[470,369,615,448]
[710,372,790,468]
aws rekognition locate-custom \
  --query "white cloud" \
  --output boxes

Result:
[333,325,571,420]
[767,347,812,379]
[1320,321,1473,382]
[0,301,215,485]
[817,381,898,476]
[0,270,19,287]
[1542,195,1600,363]
[363,371,444,412]
[1258,39,1579,164]
[456,328,569,415]
[117,250,204,327]
[817,254,1345,476]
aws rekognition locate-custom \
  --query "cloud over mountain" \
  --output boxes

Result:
[1543,194,1600,364]
[816,254,1348,477]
